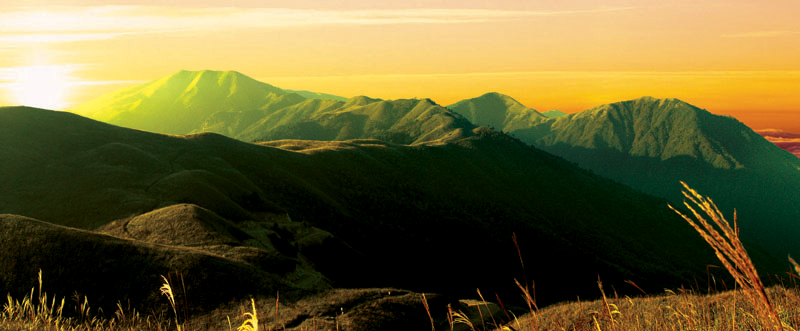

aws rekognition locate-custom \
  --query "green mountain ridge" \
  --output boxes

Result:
[246,97,476,144]
[451,94,800,259]
[0,106,736,316]
[73,71,471,145]
[284,88,348,102]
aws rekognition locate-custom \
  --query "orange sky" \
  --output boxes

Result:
[1,0,799,132]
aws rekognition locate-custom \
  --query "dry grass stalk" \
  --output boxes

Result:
[476,288,499,329]
[275,291,282,331]
[450,309,476,331]
[237,298,259,331]
[160,275,182,331]
[597,278,618,326]
[515,278,538,331]
[421,293,435,331]
[668,181,784,330]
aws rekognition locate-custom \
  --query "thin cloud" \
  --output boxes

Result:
[0,64,82,82]
[757,130,800,158]
[71,80,147,86]
[0,5,635,44]
[756,129,800,138]
[0,64,141,86]
[723,30,800,38]
[0,32,136,44]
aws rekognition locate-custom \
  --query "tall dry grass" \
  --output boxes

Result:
[494,181,800,331]
[668,181,785,330]
[1,270,156,331]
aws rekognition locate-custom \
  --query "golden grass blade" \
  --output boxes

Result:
[789,255,800,278]
[670,181,785,330]
[421,293,435,331]
[237,298,259,331]
[477,288,499,329]
[450,309,475,331]
[159,275,181,331]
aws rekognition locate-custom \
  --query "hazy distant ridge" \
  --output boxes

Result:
[73,70,474,144]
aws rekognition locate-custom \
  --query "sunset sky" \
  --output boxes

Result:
[1,0,799,132]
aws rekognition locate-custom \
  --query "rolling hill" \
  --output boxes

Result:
[0,212,322,312]
[0,106,734,316]
[450,95,800,259]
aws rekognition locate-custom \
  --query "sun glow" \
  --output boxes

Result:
[4,65,74,110]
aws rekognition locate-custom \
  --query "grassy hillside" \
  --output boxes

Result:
[0,106,738,312]
[0,213,323,313]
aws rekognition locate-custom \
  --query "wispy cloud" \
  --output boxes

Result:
[0,64,81,82]
[723,30,800,38]
[0,64,142,86]
[756,129,800,158]
[767,138,800,158]
[0,32,136,44]
[0,5,634,44]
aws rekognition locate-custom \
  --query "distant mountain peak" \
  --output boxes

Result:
[448,92,543,132]
[343,95,381,107]
[474,92,524,105]
[525,96,778,170]
[171,69,282,92]
[71,70,304,135]
[612,96,691,107]
[541,110,567,118]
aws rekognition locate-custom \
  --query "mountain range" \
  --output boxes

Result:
[449,93,800,259]
[72,72,800,260]
[72,70,473,145]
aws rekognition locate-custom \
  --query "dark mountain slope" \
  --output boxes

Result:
[499,97,800,258]
[0,106,738,308]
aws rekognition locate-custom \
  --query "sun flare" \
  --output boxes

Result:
[6,65,73,110]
